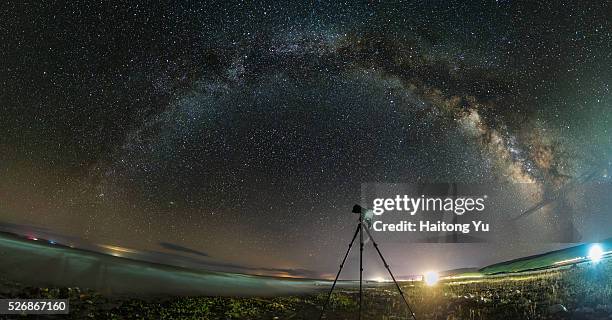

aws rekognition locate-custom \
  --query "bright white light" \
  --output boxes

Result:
[371,276,385,283]
[423,271,439,286]
[588,244,604,263]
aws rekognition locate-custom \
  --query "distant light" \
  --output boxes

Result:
[372,276,385,283]
[423,271,439,286]
[553,257,582,265]
[99,244,137,254]
[48,240,56,245]
[588,244,604,263]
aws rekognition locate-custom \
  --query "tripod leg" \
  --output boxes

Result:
[363,227,418,320]
[319,224,361,320]
[359,221,363,320]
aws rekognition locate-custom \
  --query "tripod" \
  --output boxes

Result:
[319,205,417,320]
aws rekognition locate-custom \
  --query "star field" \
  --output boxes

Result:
[1,1,611,277]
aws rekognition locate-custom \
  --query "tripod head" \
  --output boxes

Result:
[352,204,374,229]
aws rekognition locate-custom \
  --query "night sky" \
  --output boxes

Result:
[1,1,612,279]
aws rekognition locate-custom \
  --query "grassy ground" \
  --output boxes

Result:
[1,259,611,319]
